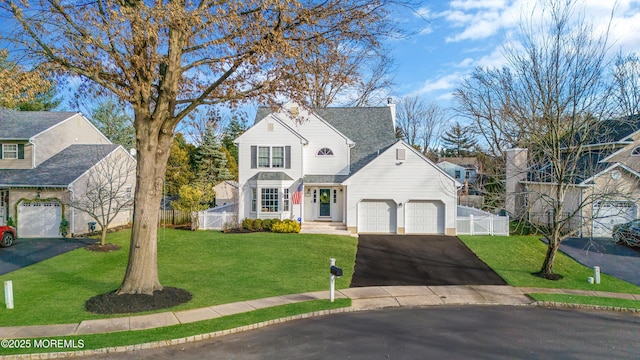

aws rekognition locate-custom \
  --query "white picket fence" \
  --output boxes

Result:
[198,204,238,230]
[456,205,509,236]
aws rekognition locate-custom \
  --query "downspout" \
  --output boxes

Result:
[67,185,75,236]
[29,138,36,168]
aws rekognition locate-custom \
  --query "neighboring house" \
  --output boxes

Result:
[235,102,460,235]
[213,180,238,207]
[0,111,136,238]
[436,157,481,185]
[506,115,640,237]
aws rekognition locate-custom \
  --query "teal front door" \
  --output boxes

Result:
[319,188,331,217]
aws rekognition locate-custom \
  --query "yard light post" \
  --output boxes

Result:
[4,280,14,309]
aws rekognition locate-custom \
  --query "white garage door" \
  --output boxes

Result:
[592,201,636,237]
[405,200,444,234]
[17,201,63,238]
[358,200,396,233]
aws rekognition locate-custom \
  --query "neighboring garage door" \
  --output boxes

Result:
[405,200,445,234]
[592,201,637,237]
[17,201,63,238]
[358,200,396,233]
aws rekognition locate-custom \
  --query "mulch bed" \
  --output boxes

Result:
[85,287,192,314]
[350,235,507,287]
[85,243,121,252]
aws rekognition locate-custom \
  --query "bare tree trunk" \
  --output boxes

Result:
[100,228,107,246]
[540,238,560,279]
[117,114,173,295]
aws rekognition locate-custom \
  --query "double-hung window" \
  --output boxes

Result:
[2,144,18,159]
[258,147,271,168]
[272,147,285,168]
[283,189,290,211]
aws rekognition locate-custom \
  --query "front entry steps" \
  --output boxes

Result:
[301,222,354,236]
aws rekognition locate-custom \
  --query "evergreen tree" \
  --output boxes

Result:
[196,124,233,184]
[90,100,136,150]
[165,133,197,195]
[441,122,477,157]
[220,115,248,166]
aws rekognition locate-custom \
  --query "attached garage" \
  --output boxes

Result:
[17,201,63,238]
[405,200,445,234]
[592,201,636,237]
[358,200,396,233]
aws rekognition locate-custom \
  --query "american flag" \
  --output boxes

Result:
[292,182,303,205]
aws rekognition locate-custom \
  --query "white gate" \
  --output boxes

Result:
[456,206,509,236]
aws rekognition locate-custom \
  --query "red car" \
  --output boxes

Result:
[0,226,16,248]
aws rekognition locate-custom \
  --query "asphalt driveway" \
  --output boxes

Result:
[559,237,640,286]
[0,238,95,275]
[350,235,506,287]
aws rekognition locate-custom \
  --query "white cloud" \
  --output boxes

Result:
[413,73,465,95]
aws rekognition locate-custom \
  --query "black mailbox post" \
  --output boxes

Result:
[330,265,343,277]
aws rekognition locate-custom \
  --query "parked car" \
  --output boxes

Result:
[0,226,16,248]
[612,220,640,248]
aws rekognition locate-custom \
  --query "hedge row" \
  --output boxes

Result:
[241,218,301,233]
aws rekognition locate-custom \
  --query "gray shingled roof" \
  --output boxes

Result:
[303,175,349,184]
[0,110,78,140]
[248,172,293,181]
[0,144,118,187]
[255,106,396,177]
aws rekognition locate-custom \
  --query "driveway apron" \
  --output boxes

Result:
[350,235,506,287]
[0,238,95,275]
[559,237,640,286]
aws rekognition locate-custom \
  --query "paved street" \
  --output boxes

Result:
[79,306,640,359]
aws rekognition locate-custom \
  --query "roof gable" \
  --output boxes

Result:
[0,110,79,140]
[0,144,119,187]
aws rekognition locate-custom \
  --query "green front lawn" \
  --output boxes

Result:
[0,229,357,326]
[459,235,640,294]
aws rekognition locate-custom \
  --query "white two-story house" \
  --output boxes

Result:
[235,102,460,235]
[0,110,136,238]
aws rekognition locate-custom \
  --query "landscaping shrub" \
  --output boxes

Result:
[240,218,299,233]
[271,219,301,233]
[254,218,264,231]
[262,218,273,231]
[242,218,254,231]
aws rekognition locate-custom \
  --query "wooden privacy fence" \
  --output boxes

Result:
[159,209,191,226]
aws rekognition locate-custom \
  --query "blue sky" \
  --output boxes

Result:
[390,0,640,109]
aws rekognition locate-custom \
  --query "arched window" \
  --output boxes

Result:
[631,146,640,156]
[317,148,334,156]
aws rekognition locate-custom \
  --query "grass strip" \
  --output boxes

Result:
[0,298,351,356]
[459,235,640,294]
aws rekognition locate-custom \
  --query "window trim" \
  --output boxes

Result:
[260,188,279,212]
[631,146,640,156]
[2,144,18,159]
[258,146,271,168]
[316,147,334,157]
[283,189,290,211]
[271,146,285,168]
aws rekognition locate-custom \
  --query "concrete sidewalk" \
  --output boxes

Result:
[2,285,640,340]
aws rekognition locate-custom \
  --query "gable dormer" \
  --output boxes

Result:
[0,111,111,169]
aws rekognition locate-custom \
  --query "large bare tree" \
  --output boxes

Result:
[395,96,447,155]
[610,52,640,117]
[2,0,400,294]
[454,0,633,279]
